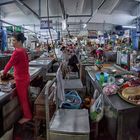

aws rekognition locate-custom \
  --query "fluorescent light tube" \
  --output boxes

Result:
[122,26,136,29]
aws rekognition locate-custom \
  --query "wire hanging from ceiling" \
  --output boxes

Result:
[74,0,79,35]
[46,0,53,44]
[46,0,58,61]
[56,0,59,33]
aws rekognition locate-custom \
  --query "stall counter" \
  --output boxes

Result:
[86,64,140,140]
[0,66,42,137]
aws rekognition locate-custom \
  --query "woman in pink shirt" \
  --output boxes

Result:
[3,33,32,124]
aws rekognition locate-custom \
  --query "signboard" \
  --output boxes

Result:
[6,26,14,32]
[14,26,23,32]
[6,26,23,32]
[116,51,130,70]
[78,30,88,36]
[124,30,130,37]
[40,20,53,29]
[88,30,97,39]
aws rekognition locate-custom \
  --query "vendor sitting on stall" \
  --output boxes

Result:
[68,50,79,75]
[90,44,98,58]
[96,44,104,61]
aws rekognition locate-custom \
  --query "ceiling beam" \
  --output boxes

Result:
[57,0,105,23]
[109,0,120,14]
[61,0,93,20]
[69,14,91,17]
[0,8,7,18]
[131,3,140,16]
[58,0,66,19]
[79,0,85,14]
[15,1,29,15]
[41,16,62,19]
[57,0,96,19]
[0,1,14,6]
[86,0,106,23]
[41,14,92,18]
[14,0,40,19]
[0,19,38,33]
[0,19,16,26]
[90,0,93,15]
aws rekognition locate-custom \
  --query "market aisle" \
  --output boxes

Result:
[13,122,113,140]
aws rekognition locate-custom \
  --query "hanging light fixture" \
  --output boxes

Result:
[62,19,67,30]
[83,24,87,28]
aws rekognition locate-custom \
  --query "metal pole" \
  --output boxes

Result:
[90,0,93,16]
[59,0,66,19]
[34,24,36,33]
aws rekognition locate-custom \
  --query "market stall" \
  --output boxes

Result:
[29,66,42,81]
[0,66,42,137]
[29,59,54,80]
[80,57,95,85]
[34,61,90,140]
[86,64,140,140]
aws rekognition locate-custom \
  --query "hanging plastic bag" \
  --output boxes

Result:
[90,94,104,122]
[93,89,100,100]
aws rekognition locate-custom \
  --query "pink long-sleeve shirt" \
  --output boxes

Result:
[4,48,30,80]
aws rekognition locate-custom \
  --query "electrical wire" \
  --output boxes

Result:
[46,0,58,61]
[46,0,53,45]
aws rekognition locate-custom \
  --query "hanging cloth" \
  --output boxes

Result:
[56,64,65,103]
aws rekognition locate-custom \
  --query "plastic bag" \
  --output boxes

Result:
[93,89,100,100]
[61,90,82,109]
[90,94,104,122]
[103,84,119,96]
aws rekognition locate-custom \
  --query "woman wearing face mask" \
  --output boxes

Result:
[2,33,32,124]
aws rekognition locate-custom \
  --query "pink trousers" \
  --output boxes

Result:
[16,79,32,119]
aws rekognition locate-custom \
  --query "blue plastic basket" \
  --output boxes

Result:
[61,90,82,109]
